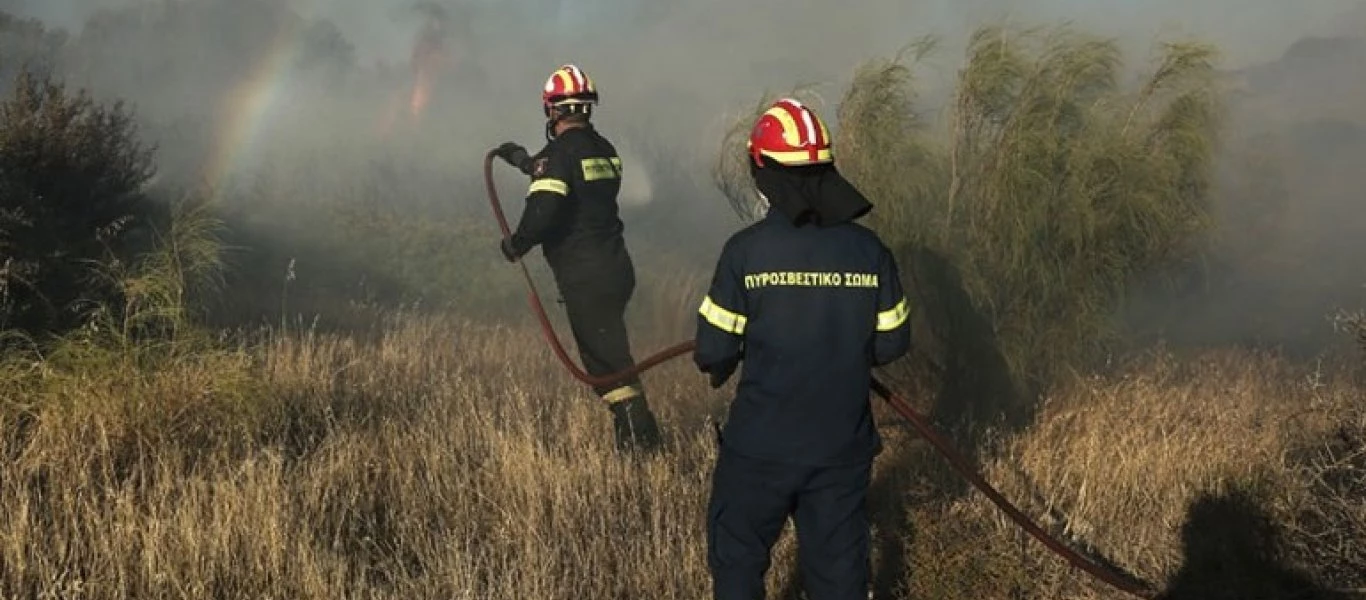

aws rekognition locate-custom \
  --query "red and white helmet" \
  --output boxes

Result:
[747,98,834,167]
[542,64,599,116]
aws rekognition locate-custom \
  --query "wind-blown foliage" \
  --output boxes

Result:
[716,24,1224,391]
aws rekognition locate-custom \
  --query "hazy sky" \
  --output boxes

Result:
[6,0,1363,68]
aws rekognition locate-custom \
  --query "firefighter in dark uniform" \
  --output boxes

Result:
[694,98,913,600]
[492,64,663,454]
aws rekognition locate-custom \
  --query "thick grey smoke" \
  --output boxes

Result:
[8,0,1361,165]
[1126,31,1366,354]
[2,0,1364,349]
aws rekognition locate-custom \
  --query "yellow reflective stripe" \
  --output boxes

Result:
[877,298,910,332]
[699,296,747,334]
[554,71,574,93]
[764,106,803,148]
[759,147,833,164]
[581,157,622,181]
[528,178,568,195]
[602,385,641,404]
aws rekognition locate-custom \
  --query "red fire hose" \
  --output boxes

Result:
[483,149,1156,599]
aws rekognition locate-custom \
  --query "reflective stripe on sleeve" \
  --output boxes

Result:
[877,298,909,332]
[528,178,569,195]
[698,296,747,334]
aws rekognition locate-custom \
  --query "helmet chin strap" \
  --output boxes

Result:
[543,102,592,142]
[543,103,563,142]
[544,106,561,142]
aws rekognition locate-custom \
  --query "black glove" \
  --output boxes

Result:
[499,237,520,262]
[493,142,531,173]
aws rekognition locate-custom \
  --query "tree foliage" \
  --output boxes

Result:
[0,68,161,337]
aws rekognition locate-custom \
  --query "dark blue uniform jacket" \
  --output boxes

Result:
[507,124,633,290]
[694,210,912,467]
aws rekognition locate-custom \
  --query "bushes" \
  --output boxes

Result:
[0,68,163,338]
[866,26,1221,389]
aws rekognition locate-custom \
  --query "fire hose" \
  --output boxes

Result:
[482,149,1157,599]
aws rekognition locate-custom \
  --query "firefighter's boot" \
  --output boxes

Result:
[608,394,662,455]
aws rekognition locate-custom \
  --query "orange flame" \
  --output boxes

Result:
[407,15,447,121]
[375,3,451,139]
[410,73,432,117]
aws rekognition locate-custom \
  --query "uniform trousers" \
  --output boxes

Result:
[707,447,873,600]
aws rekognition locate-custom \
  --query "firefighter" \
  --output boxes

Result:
[693,98,913,600]
[491,64,663,455]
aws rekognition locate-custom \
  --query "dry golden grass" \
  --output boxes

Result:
[2,312,727,599]
[901,349,1366,599]
[1,305,1363,599]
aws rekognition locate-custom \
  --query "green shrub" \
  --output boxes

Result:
[0,67,162,338]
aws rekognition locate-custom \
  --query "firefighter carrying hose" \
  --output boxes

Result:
[694,98,912,599]
[491,64,663,454]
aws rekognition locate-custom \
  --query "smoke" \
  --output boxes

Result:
[9,0,1361,161]
[1,0,1364,349]
[1124,30,1366,354]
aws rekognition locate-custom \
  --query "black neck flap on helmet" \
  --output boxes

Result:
[750,158,872,227]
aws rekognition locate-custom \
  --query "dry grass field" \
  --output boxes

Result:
[1,292,1362,599]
